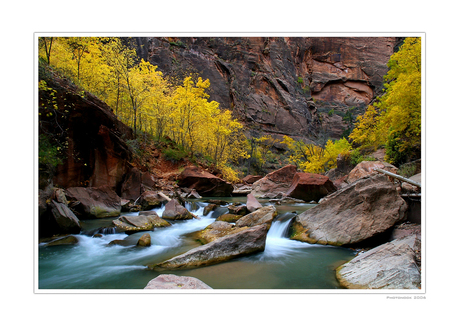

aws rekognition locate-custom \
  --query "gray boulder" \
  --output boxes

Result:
[50,200,81,233]
[235,205,277,228]
[336,235,421,289]
[144,274,212,289]
[291,174,407,246]
[112,211,171,232]
[150,224,269,270]
[44,235,79,246]
[65,185,121,219]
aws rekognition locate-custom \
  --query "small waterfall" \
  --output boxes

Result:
[259,212,313,260]
[267,212,297,239]
[97,227,117,235]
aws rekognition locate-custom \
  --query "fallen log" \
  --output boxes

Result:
[375,168,421,188]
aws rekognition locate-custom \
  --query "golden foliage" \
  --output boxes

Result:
[349,37,422,164]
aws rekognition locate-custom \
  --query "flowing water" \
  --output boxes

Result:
[38,199,356,290]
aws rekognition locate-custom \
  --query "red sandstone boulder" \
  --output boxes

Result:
[120,168,158,201]
[242,175,263,184]
[162,199,194,220]
[251,165,298,198]
[285,172,337,202]
[177,166,233,197]
[246,193,262,212]
[347,161,397,184]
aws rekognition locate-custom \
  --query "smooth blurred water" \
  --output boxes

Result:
[38,199,355,290]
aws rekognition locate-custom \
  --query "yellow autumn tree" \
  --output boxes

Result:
[349,37,422,164]
[282,136,351,174]
[38,36,249,182]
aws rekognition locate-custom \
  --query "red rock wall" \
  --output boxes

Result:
[137,36,402,140]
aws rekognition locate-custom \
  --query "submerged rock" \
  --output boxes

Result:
[336,235,421,289]
[144,274,212,289]
[150,224,269,270]
[137,233,151,247]
[44,235,79,247]
[112,211,170,232]
[291,174,407,246]
[203,203,218,216]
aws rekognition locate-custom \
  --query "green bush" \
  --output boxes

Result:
[350,148,376,166]
[398,163,417,178]
[39,134,63,168]
[163,147,188,162]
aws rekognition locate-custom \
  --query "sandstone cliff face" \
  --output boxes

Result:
[39,68,134,190]
[136,36,401,140]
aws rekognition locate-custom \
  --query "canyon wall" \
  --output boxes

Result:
[136,36,402,141]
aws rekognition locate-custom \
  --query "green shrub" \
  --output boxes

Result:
[350,148,376,166]
[39,134,63,168]
[398,163,417,178]
[163,147,188,162]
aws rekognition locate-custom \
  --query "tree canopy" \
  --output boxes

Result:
[349,37,422,165]
[38,37,249,181]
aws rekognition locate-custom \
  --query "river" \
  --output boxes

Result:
[38,198,356,290]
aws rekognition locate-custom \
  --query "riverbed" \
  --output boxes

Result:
[38,198,356,290]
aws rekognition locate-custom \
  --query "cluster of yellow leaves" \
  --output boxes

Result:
[282,136,351,174]
[349,37,421,164]
[38,36,249,181]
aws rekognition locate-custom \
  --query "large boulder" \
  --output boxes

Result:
[242,175,263,184]
[162,199,194,220]
[65,185,121,219]
[150,224,269,270]
[177,166,233,197]
[120,168,158,201]
[198,221,246,244]
[112,211,170,232]
[347,160,397,184]
[336,235,421,289]
[291,174,407,246]
[49,200,82,234]
[144,274,212,289]
[138,191,168,210]
[284,172,337,202]
[235,205,277,228]
[251,165,297,198]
